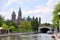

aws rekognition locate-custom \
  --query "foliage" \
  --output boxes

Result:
[53,3,60,28]
[5,20,17,28]
[0,15,4,26]
[10,26,16,32]
[31,19,39,31]
[41,23,51,26]
[2,23,8,31]
[19,21,32,32]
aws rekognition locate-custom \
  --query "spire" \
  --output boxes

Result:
[18,7,22,19]
[36,17,38,21]
[17,7,22,26]
[18,7,22,16]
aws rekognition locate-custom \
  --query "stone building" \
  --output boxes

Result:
[11,7,41,28]
[17,8,22,26]
[12,11,16,21]
[11,8,22,27]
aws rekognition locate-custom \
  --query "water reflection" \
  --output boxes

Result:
[0,34,55,40]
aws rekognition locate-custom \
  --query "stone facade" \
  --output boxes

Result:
[12,11,16,21]
[11,8,22,27]
[17,8,22,25]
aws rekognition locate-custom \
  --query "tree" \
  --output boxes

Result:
[2,23,8,31]
[5,20,18,32]
[41,23,50,26]
[53,3,60,28]
[19,21,32,32]
[5,20,17,28]
[31,19,39,31]
[10,26,16,32]
[2,23,16,33]
[0,15,4,26]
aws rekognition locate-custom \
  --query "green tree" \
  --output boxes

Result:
[53,3,60,28]
[10,26,16,32]
[19,21,32,32]
[2,23,8,31]
[5,20,17,28]
[0,15,4,26]
[31,19,39,31]
[41,23,50,26]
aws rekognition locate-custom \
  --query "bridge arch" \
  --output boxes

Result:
[38,27,53,33]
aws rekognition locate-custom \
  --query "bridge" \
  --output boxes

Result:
[38,26,53,33]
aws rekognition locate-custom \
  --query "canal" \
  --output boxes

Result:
[0,33,56,40]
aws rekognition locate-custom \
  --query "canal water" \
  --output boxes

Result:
[0,33,56,40]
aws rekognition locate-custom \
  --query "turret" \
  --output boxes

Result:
[12,11,16,21]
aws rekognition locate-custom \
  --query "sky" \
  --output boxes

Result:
[0,0,60,24]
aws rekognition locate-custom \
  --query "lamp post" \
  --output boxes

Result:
[58,12,60,33]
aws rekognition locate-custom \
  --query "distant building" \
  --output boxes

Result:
[11,7,22,27]
[17,8,22,26]
[39,17,41,25]
[11,7,41,28]
[11,11,16,21]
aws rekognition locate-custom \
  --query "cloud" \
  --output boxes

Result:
[2,0,18,8]
[22,0,38,2]
[47,0,60,7]
[24,0,60,15]
[0,8,18,20]
[22,5,53,16]
[0,0,1,1]
[0,0,60,23]
[34,6,52,14]
[17,1,23,7]
[22,0,60,23]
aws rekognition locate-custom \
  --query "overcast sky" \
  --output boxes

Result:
[0,0,60,23]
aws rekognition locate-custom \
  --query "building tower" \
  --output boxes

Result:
[39,17,41,26]
[17,8,22,26]
[36,17,38,21]
[12,11,16,21]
